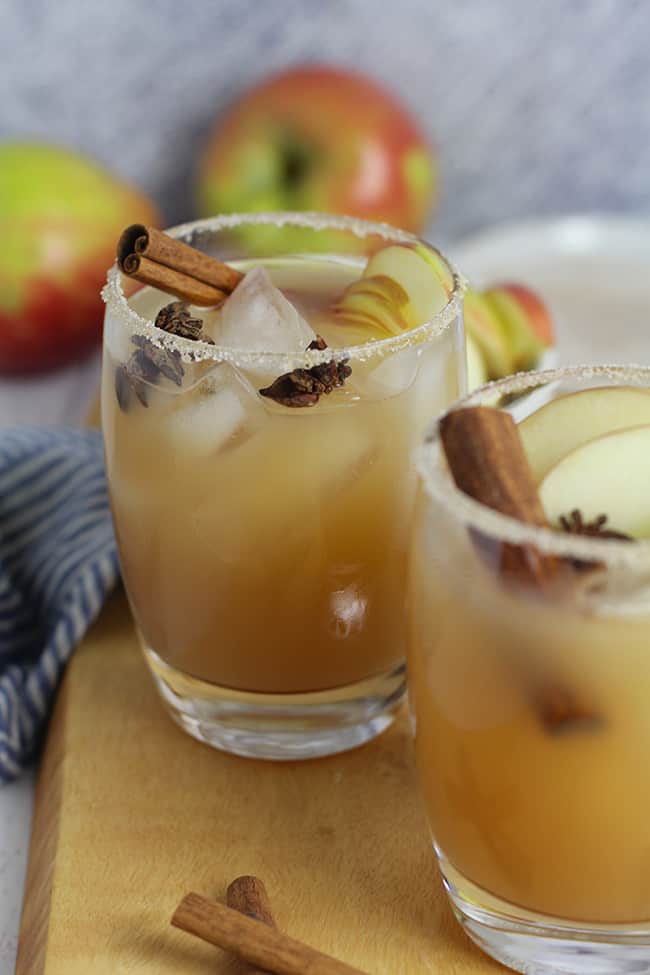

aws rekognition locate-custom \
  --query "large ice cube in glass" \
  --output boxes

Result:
[219,266,316,356]
[164,366,266,457]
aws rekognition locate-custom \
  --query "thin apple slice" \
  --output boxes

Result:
[539,424,650,538]
[332,274,412,336]
[484,288,546,372]
[364,244,448,325]
[466,332,487,390]
[412,242,454,294]
[463,289,514,379]
[520,386,650,484]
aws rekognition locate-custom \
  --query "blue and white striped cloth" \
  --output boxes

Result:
[0,429,118,783]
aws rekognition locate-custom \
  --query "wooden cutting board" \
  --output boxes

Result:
[15,589,502,975]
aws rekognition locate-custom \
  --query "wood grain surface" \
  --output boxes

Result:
[16,590,502,974]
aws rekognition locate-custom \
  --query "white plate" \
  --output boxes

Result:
[452,215,650,366]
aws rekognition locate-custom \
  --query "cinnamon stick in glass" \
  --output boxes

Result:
[172,891,370,975]
[117,224,244,306]
[439,405,603,734]
[439,406,566,587]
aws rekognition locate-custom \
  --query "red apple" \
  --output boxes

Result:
[0,142,160,373]
[196,65,436,236]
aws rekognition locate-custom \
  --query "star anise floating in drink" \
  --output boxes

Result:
[259,336,352,408]
[153,300,215,342]
[558,509,632,541]
[115,301,212,412]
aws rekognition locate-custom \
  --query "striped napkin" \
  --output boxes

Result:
[0,429,118,782]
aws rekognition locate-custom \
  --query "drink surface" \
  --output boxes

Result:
[103,253,462,694]
[409,383,650,923]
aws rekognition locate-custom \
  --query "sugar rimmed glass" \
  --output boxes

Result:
[101,211,466,760]
[410,364,650,974]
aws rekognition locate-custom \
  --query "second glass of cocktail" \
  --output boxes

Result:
[409,365,650,973]
[102,212,465,759]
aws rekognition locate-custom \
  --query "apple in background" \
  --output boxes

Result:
[196,65,436,240]
[0,143,160,373]
[464,282,555,387]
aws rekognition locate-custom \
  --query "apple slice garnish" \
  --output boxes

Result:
[539,424,650,539]
[331,273,413,337]
[485,284,553,372]
[520,386,650,484]
[466,331,487,390]
[364,244,449,325]
[331,242,450,339]
[463,289,514,379]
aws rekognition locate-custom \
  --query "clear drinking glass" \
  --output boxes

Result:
[102,212,465,760]
[409,364,650,974]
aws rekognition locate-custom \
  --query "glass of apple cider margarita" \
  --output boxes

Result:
[102,212,465,759]
[409,364,650,974]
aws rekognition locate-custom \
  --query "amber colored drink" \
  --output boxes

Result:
[408,366,650,975]
[102,213,464,759]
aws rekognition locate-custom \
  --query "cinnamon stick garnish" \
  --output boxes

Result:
[439,406,567,587]
[117,224,244,306]
[227,876,276,975]
[172,892,370,975]
[439,405,604,734]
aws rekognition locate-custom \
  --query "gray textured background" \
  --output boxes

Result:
[1,0,649,243]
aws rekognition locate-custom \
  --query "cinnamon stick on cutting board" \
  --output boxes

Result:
[172,891,370,975]
[227,876,277,975]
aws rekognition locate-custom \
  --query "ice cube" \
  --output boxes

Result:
[219,266,316,356]
[164,367,265,457]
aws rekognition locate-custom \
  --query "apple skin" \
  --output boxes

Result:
[196,65,436,241]
[464,283,555,380]
[0,142,160,373]
[485,283,554,373]
[463,289,514,379]
[493,283,554,347]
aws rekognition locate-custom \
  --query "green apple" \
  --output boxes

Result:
[0,142,160,372]
[196,65,437,251]
[539,424,650,538]
[520,386,650,483]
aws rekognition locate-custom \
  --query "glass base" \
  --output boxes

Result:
[438,848,650,975]
[144,646,405,760]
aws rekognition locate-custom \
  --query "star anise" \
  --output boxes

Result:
[115,300,211,412]
[259,335,352,408]
[559,509,632,541]
[154,300,214,343]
